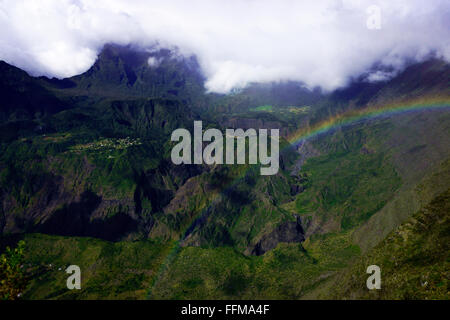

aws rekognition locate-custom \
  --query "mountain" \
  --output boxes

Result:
[0,61,71,142]
[0,61,67,122]
[309,59,450,124]
[0,45,449,300]
[61,44,206,104]
[318,162,450,299]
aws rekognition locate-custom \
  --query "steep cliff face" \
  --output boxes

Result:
[106,98,196,137]
[0,137,206,241]
[0,154,140,240]
[66,44,206,104]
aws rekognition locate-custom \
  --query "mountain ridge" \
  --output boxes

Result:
[0,45,449,299]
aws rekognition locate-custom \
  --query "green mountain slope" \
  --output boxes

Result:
[322,187,449,300]
[0,47,449,300]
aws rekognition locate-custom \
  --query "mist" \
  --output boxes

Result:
[0,0,449,93]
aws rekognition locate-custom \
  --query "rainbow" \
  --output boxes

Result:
[287,96,450,147]
[146,95,450,298]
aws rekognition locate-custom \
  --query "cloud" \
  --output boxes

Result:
[365,70,395,82]
[0,0,449,93]
[147,56,162,68]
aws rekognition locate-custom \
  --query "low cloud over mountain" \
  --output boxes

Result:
[0,0,449,93]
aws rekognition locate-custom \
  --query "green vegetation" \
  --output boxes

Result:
[250,105,273,112]
[18,233,360,300]
[0,240,27,300]
[322,189,450,299]
[295,150,401,230]
[20,234,173,299]
[0,47,449,300]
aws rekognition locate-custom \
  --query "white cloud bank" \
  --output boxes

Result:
[0,0,449,93]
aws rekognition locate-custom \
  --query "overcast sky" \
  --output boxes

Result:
[0,0,449,93]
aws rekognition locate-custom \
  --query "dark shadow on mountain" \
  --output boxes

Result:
[37,190,137,241]
[251,217,305,256]
[223,188,251,206]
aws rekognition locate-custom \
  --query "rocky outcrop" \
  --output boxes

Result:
[290,140,321,175]
[251,216,305,255]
